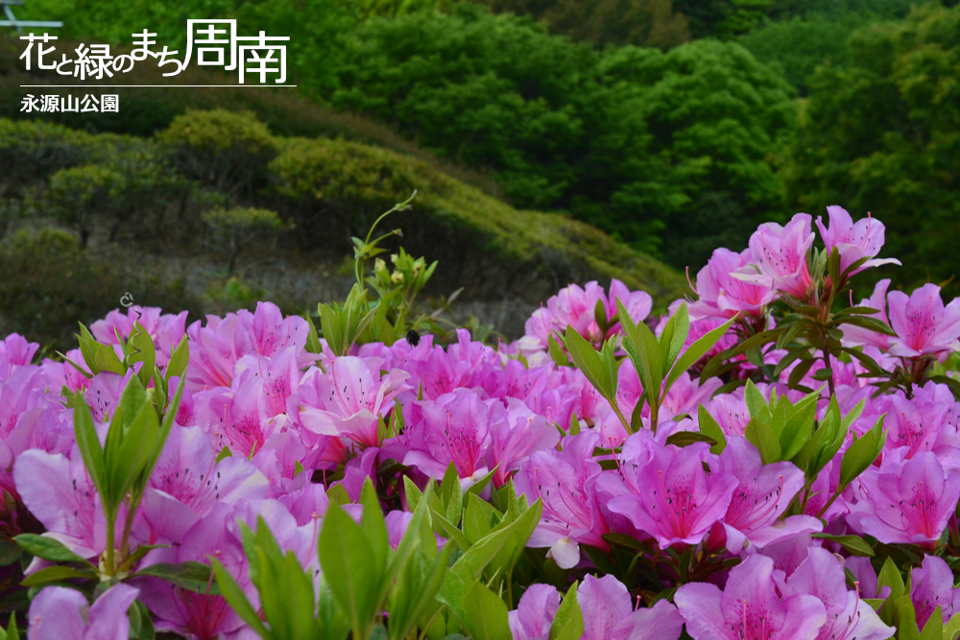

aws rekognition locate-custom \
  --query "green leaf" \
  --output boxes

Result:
[549,581,583,640]
[359,479,390,572]
[439,462,464,527]
[164,335,190,383]
[920,607,944,640]
[14,534,93,566]
[319,503,381,639]
[665,431,718,448]
[894,594,921,640]
[462,581,512,640]
[72,399,107,507]
[658,302,689,374]
[811,533,874,557]
[697,404,727,454]
[127,322,156,389]
[615,298,659,404]
[547,334,571,368]
[839,415,886,489]
[20,565,97,587]
[665,315,736,393]
[215,446,232,463]
[562,327,616,400]
[744,380,770,423]
[212,558,272,639]
[877,557,905,602]
[132,561,220,594]
[943,610,960,640]
[744,418,782,464]
[780,391,818,462]
[4,612,18,640]
[304,314,324,355]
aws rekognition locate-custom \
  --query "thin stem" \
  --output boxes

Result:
[611,403,633,435]
[118,496,139,564]
[816,485,844,520]
[105,511,117,577]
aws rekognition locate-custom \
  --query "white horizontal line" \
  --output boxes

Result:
[19,84,298,88]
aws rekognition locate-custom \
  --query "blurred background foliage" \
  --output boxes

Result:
[2,0,960,342]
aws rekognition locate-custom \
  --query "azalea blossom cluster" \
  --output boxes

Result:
[1,205,960,639]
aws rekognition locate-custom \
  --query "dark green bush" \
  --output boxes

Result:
[157,109,278,196]
[0,227,202,352]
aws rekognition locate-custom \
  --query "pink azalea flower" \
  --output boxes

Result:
[887,283,960,358]
[738,213,815,300]
[881,384,960,460]
[514,432,610,569]
[135,425,269,545]
[28,583,139,640]
[712,438,821,553]
[13,447,109,560]
[133,503,257,640]
[844,557,890,602]
[401,389,494,484]
[815,206,900,276]
[579,574,684,640]
[486,397,560,487]
[911,555,960,629]
[607,440,738,549]
[690,248,777,320]
[854,450,960,548]
[0,334,38,368]
[91,306,188,371]
[786,548,893,640]
[516,280,652,353]
[675,554,827,640]
[295,356,409,450]
[509,584,559,640]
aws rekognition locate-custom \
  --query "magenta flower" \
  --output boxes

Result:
[855,451,960,548]
[911,555,960,629]
[517,280,651,353]
[815,206,900,275]
[135,424,269,545]
[675,554,827,640]
[91,306,188,372]
[13,447,106,559]
[0,333,38,368]
[486,398,560,487]
[514,432,609,568]
[28,583,139,640]
[295,356,409,449]
[401,389,494,484]
[133,503,256,640]
[690,248,777,320]
[579,574,684,640]
[714,438,821,553]
[607,440,738,549]
[509,583,559,640]
[786,548,894,640]
[739,213,815,300]
[887,283,960,358]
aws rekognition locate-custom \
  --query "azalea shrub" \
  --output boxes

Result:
[2,203,960,640]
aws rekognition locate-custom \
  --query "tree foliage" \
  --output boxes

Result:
[332,6,796,265]
[780,1,960,295]
[470,0,690,48]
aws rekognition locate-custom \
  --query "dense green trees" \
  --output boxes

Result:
[780,1,960,294]
[332,7,796,263]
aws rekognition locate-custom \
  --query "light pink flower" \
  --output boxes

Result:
[739,213,815,300]
[887,283,960,358]
[815,206,900,275]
